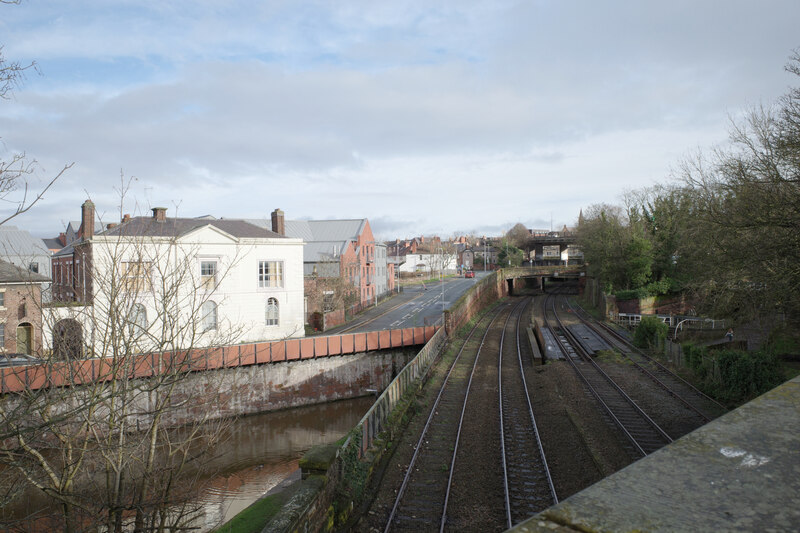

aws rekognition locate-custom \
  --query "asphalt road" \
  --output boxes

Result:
[327,272,491,334]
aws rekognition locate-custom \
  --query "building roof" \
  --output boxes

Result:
[286,219,367,243]
[245,218,368,264]
[42,237,64,251]
[101,217,286,240]
[0,260,50,284]
[0,226,51,259]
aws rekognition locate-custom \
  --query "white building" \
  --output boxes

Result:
[397,253,458,275]
[47,205,304,357]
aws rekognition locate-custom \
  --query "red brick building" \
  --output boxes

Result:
[0,260,49,356]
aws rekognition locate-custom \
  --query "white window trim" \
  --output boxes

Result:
[265,297,280,326]
[258,260,285,290]
[199,257,220,292]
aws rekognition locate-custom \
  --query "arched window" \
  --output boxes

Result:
[265,298,279,326]
[201,301,218,332]
[129,304,147,338]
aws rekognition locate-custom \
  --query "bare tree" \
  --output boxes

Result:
[0,201,246,532]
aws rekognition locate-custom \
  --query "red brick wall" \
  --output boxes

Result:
[0,283,43,355]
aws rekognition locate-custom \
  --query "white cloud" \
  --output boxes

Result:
[1,0,798,239]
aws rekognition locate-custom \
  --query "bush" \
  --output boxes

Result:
[615,288,647,300]
[679,344,785,404]
[633,316,668,348]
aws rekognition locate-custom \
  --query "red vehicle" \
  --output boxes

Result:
[464,270,475,278]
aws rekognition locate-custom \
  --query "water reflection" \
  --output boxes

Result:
[194,395,375,531]
[1,395,374,533]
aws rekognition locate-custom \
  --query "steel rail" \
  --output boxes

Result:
[569,300,727,415]
[544,290,672,456]
[383,301,511,533]
[498,296,558,527]
[514,297,558,508]
[497,297,535,529]
[439,303,511,532]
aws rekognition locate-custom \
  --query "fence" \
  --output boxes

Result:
[0,326,438,395]
[614,313,726,331]
[351,325,448,455]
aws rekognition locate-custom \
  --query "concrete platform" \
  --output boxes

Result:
[512,376,800,532]
[567,323,610,355]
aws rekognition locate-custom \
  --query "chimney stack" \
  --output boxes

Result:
[271,208,285,236]
[122,213,131,223]
[81,200,95,240]
[152,207,167,222]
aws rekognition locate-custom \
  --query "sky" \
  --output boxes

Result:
[1,1,798,241]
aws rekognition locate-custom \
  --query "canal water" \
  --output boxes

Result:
[1,395,375,532]
[195,395,375,530]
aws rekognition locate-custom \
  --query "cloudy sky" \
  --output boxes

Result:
[1,1,798,240]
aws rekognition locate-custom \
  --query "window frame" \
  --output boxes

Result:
[258,260,284,289]
[121,261,153,293]
[199,259,218,291]
[128,303,147,338]
[201,300,218,332]
[265,297,279,326]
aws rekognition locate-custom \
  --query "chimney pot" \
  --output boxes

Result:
[152,207,167,222]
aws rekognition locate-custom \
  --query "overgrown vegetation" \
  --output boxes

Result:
[682,345,785,404]
[632,316,668,349]
[578,51,800,328]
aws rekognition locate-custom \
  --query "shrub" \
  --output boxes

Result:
[633,316,668,348]
[679,344,785,404]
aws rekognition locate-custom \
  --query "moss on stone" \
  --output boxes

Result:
[299,443,339,474]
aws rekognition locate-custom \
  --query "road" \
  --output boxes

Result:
[325,272,491,334]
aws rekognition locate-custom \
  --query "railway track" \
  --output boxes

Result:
[566,299,727,423]
[384,301,512,532]
[497,298,557,527]
[384,297,556,532]
[542,289,672,457]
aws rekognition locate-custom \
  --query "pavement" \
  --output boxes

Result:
[511,375,800,532]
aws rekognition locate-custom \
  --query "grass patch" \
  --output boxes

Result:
[595,349,628,364]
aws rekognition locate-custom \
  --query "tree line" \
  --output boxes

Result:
[577,51,800,328]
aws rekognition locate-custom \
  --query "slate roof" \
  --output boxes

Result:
[100,217,286,240]
[42,237,64,251]
[0,260,50,284]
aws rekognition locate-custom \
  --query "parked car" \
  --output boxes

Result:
[465,270,475,278]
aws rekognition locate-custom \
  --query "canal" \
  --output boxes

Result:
[196,395,375,530]
[1,395,375,532]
